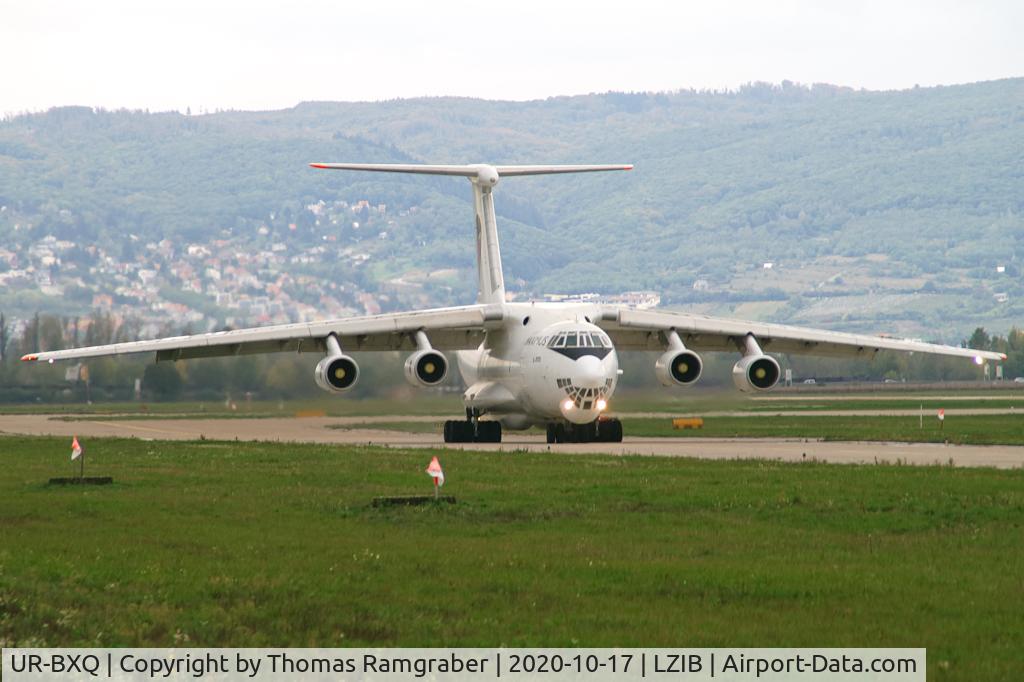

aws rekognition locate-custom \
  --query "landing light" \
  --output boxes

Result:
[596,398,608,411]
[974,356,984,366]
[562,399,574,411]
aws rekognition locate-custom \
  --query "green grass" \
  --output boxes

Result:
[742,398,1024,412]
[0,436,1022,681]
[612,394,1024,414]
[625,414,1024,445]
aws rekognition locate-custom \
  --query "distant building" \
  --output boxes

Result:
[608,291,661,309]
[540,291,660,309]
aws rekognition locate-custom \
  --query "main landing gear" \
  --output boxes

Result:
[443,408,502,443]
[546,418,623,444]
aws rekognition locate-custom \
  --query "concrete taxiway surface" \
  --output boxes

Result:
[2,414,1022,469]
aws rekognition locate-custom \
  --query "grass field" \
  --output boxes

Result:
[1,435,1021,680]
[624,414,1024,445]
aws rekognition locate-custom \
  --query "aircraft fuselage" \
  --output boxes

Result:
[457,303,620,429]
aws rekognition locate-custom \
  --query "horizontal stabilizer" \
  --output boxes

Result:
[309,163,632,177]
[497,164,633,176]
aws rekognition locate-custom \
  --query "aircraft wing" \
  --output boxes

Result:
[21,304,503,363]
[597,307,1006,362]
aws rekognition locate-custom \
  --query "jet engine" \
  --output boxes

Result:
[732,354,781,392]
[655,349,703,386]
[314,354,360,393]
[404,349,448,387]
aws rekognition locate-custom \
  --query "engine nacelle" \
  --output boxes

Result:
[655,349,703,386]
[732,354,781,392]
[314,354,360,393]
[404,349,448,387]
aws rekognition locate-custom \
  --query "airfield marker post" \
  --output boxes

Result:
[426,455,444,501]
[920,404,923,429]
[70,436,85,481]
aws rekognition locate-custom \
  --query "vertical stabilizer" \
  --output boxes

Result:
[472,182,506,304]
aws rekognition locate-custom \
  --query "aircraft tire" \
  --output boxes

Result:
[443,420,471,443]
[477,421,502,443]
[583,423,599,443]
[599,418,623,443]
[554,423,569,443]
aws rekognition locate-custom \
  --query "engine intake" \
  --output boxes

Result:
[314,355,359,393]
[655,349,703,386]
[405,349,448,387]
[732,354,781,392]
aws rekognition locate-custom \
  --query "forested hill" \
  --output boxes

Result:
[0,79,1021,339]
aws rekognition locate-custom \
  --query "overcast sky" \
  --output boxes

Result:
[3,0,1022,115]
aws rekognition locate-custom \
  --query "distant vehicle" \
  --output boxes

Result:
[20,162,1007,444]
[803,379,817,384]
[884,378,899,383]
[1015,377,1024,384]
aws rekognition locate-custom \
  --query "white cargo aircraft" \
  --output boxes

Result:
[23,163,1005,443]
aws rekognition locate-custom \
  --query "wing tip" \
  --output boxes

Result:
[20,354,37,362]
[309,163,329,169]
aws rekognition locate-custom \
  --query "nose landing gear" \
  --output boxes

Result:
[443,408,502,443]
[546,417,623,444]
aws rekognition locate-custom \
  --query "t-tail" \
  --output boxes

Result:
[309,163,633,304]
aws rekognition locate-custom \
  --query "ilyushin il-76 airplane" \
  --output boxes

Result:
[23,163,1005,444]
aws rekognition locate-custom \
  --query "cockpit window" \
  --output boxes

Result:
[547,330,612,349]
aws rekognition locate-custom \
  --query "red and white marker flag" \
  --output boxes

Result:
[426,456,444,487]
[71,436,83,461]
[937,409,945,422]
